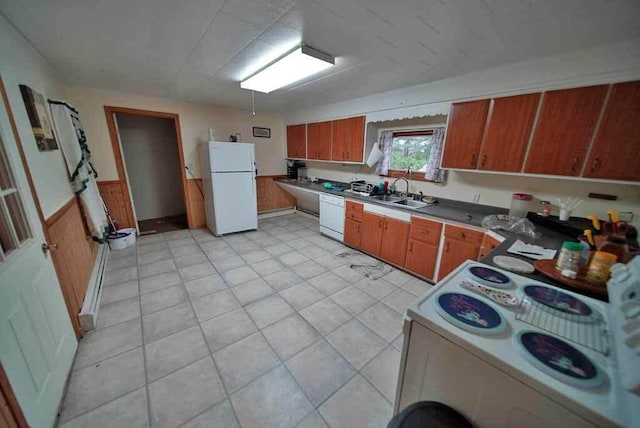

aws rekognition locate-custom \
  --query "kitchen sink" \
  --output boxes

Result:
[394,199,428,209]
[370,194,404,203]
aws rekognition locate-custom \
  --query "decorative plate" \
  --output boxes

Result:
[493,255,535,274]
[523,285,596,320]
[435,293,506,335]
[516,331,604,388]
[466,266,514,289]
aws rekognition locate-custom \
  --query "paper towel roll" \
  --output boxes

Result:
[366,142,383,167]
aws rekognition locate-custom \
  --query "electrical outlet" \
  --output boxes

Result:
[472,193,480,204]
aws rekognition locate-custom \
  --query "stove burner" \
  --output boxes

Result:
[435,293,506,335]
[524,285,595,319]
[517,331,604,388]
[467,266,513,289]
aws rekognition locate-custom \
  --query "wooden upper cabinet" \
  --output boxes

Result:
[332,116,365,162]
[380,217,410,267]
[286,124,306,159]
[360,212,384,256]
[441,100,490,169]
[478,93,540,172]
[524,85,608,176]
[583,81,640,181]
[307,121,332,161]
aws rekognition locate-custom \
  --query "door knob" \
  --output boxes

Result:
[42,242,58,253]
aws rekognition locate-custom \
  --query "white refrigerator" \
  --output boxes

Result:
[200,142,258,236]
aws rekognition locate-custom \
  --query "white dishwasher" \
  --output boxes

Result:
[319,193,345,241]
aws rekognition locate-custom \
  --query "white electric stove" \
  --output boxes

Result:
[396,258,640,428]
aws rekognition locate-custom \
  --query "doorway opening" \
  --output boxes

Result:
[109,109,188,234]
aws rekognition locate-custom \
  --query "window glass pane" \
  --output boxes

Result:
[5,192,31,244]
[390,135,433,171]
[0,133,16,190]
[0,202,17,255]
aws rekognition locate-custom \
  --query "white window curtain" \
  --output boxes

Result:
[375,131,394,176]
[424,127,446,183]
[49,100,109,242]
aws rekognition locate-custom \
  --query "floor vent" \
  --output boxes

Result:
[78,243,109,331]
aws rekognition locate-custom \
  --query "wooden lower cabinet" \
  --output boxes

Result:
[344,218,362,248]
[360,212,384,256]
[478,233,503,260]
[405,238,438,280]
[380,217,410,266]
[438,236,480,279]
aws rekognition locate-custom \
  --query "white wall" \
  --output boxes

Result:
[0,15,73,218]
[61,85,286,181]
[285,38,640,226]
[116,114,185,220]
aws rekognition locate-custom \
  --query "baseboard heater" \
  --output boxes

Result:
[78,243,109,331]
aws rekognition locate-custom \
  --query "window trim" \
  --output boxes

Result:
[384,128,438,182]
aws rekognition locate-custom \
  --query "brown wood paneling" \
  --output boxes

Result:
[478,93,541,172]
[0,364,26,428]
[256,176,296,213]
[345,200,363,214]
[331,118,348,161]
[524,85,608,176]
[46,197,97,338]
[441,100,490,169]
[286,124,306,159]
[360,212,384,256]
[97,180,135,229]
[186,179,206,229]
[584,81,640,181]
[380,217,410,266]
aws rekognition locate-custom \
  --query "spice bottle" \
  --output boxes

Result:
[586,251,618,285]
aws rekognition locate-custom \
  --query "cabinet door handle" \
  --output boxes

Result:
[470,153,476,167]
[590,158,600,173]
[346,151,350,158]
[378,219,383,228]
[445,241,450,252]
[409,241,413,252]
[459,232,466,239]
[480,154,487,168]
[571,156,580,172]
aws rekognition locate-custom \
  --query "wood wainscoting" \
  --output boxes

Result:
[45,197,98,337]
[97,180,136,229]
[186,179,206,229]
[99,176,296,232]
[257,175,296,213]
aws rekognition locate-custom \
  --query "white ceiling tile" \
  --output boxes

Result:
[1,0,638,112]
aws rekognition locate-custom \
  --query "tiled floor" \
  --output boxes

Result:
[58,214,433,428]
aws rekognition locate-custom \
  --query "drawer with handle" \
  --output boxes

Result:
[409,216,442,246]
[346,200,364,213]
[346,210,363,222]
[444,224,484,245]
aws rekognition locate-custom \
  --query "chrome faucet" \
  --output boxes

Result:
[392,177,409,197]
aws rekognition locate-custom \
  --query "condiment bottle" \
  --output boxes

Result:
[556,241,583,271]
[586,251,618,285]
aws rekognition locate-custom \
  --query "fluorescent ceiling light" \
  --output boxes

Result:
[240,45,335,93]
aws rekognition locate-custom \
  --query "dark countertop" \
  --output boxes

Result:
[275,178,607,301]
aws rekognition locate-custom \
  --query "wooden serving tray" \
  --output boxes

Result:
[533,259,608,296]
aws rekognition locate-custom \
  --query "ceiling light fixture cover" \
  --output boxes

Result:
[240,45,335,93]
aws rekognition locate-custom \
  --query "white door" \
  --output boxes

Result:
[209,142,255,172]
[211,172,257,234]
[0,93,77,426]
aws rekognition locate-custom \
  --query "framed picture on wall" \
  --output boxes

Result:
[19,84,58,151]
[252,127,271,138]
